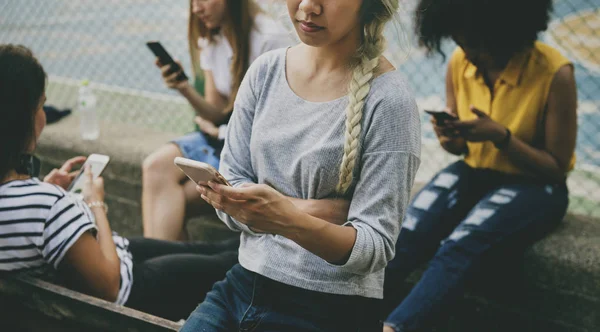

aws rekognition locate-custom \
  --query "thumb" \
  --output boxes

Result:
[470,106,487,118]
[194,116,203,126]
[239,183,254,188]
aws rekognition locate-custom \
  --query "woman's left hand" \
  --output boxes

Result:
[194,116,219,138]
[197,182,302,235]
[448,106,507,143]
[43,156,87,189]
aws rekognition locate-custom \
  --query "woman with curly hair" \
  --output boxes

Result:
[383,0,577,331]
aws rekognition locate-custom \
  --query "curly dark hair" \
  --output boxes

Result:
[415,0,553,60]
[0,44,47,181]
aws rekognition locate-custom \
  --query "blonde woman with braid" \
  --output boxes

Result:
[181,0,421,330]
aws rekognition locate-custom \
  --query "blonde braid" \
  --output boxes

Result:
[336,19,388,194]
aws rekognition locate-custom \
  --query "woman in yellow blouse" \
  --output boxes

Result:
[383,0,577,331]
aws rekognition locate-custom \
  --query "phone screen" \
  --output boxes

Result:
[68,159,108,193]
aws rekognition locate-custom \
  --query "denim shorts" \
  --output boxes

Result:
[171,131,220,169]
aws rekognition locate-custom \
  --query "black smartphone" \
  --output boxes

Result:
[146,41,188,81]
[425,110,458,125]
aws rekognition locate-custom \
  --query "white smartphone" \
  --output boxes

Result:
[67,154,111,194]
[174,157,230,186]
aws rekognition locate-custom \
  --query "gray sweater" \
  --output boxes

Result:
[218,48,421,299]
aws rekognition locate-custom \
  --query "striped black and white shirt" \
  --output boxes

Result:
[0,178,133,305]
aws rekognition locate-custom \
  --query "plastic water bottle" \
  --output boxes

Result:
[78,80,99,140]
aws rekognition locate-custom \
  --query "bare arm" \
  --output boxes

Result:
[243,197,350,234]
[501,65,577,182]
[158,59,229,123]
[283,212,358,264]
[288,197,350,226]
[58,168,120,302]
[60,230,121,302]
[177,70,230,123]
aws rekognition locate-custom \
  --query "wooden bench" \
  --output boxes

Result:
[0,275,181,331]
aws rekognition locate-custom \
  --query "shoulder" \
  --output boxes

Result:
[531,42,572,74]
[246,47,286,81]
[251,14,295,55]
[2,178,66,201]
[446,47,469,81]
[359,70,421,155]
[235,48,286,103]
[367,71,420,134]
[449,47,467,66]
[0,179,69,223]
[198,33,226,62]
[369,70,418,116]
[548,61,576,102]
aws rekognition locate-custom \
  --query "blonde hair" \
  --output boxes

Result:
[336,0,399,193]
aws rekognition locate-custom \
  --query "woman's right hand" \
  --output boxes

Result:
[431,110,468,155]
[430,108,460,141]
[431,116,456,144]
[82,165,105,204]
[155,58,189,91]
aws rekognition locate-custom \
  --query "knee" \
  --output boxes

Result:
[142,146,180,181]
[143,153,165,178]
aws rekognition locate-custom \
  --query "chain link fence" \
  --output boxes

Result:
[1,0,598,218]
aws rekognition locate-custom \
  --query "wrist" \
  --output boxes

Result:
[491,125,508,144]
[280,210,320,241]
[177,82,193,95]
[493,127,511,149]
[87,201,108,214]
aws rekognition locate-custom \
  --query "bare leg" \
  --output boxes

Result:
[142,144,189,240]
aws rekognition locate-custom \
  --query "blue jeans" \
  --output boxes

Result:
[384,161,568,331]
[171,131,221,169]
[181,264,382,332]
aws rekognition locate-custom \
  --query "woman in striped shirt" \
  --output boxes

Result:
[0,44,238,321]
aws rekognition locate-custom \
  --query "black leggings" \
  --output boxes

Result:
[124,237,239,321]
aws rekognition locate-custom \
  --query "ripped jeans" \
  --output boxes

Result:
[384,161,568,331]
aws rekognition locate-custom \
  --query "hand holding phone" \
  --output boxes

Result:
[146,41,188,82]
[68,154,111,194]
[425,110,458,126]
[174,157,231,186]
[81,164,106,204]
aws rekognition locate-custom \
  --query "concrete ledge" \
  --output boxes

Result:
[459,214,599,331]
